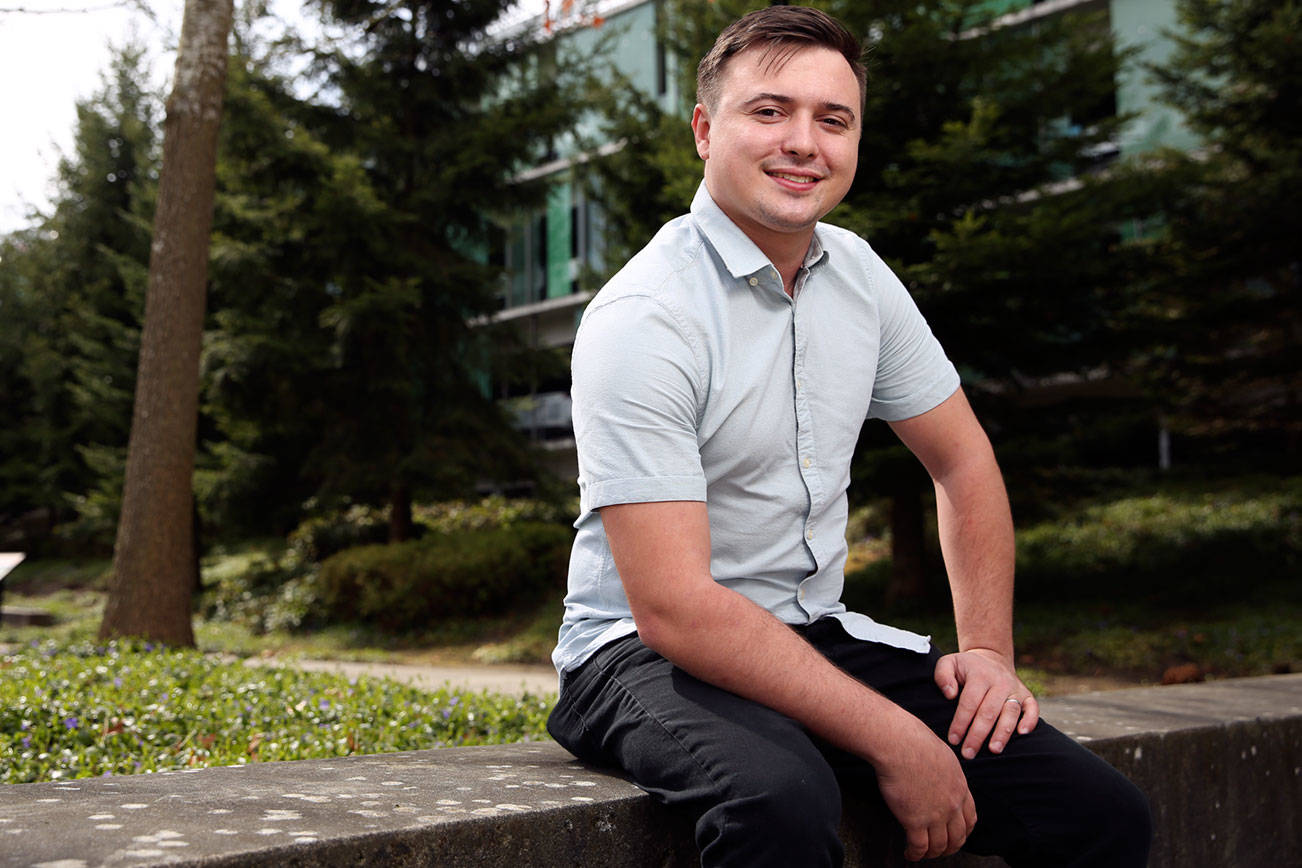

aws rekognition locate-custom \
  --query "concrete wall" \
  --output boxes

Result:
[1,674,1298,867]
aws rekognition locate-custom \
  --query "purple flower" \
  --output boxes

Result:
[144,642,154,652]
[318,699,329,710]
[21,737,31,748]
[63,717,79,730]
[19,721,28,731]
[113,678,123,688]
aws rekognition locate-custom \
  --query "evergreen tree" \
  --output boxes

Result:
[0,46,158,546]
[830,0,1156,604]
[1145,0,1300,458]
[588,0,1159,606]
[297,0,589,538]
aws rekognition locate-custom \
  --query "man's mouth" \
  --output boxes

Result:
[766,170,821,186]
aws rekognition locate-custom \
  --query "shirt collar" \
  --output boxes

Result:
[689,182,828,280]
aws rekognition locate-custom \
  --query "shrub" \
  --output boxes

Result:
[0,640,553,784]
[414,495,575,534]
[1015,483,1301,605]
[315,522,572,631]
[288,504,391,562]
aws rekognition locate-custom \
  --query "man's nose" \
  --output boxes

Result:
[782,118,818,158]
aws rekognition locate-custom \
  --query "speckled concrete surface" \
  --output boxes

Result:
[1,674,1299,868]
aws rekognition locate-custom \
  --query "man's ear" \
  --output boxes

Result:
[691,104,710,161]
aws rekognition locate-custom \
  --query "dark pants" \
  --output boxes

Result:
[548,618,1151,867]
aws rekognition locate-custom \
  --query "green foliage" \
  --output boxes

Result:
[0,45,158,540]
[0,640,552,785]
[1140,0,1301,446]
[288,504,392,562]
[316,522,573,630]
[414,495,575,534]
[1015,481,1300,604]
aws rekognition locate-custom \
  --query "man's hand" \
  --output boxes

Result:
[934,648,1039,760]
[875,715,978,861]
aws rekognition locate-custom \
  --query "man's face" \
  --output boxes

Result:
[692,44,861,255]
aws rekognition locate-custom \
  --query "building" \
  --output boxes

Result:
[481,0,1197,483]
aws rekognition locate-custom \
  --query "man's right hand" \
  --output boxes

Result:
[874,715,977,861]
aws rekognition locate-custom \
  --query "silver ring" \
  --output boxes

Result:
[1005,697,1022,706]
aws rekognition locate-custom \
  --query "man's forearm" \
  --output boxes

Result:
[932,451,1016,658]
[635,577,921,768]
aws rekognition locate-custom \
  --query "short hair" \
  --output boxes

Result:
[696,5,867,112]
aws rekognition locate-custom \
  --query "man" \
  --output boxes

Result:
[548,6,1151,866]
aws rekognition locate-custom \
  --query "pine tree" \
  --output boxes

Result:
[298,0,590,538]
[1144,0,1301,457]
[588,0,1159,607]
[0,46,158,545]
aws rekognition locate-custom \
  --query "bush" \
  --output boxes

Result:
[315,522,573,631]
[1015,482,1301,605]
[288,504,391,562]
[0,640,553,784]
[414,495,575,534]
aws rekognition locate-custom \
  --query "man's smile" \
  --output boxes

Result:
[766,170,822,187]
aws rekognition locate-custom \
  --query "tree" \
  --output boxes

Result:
[291,0,589,539]
[589,0,1158,607]
[0,46,158,546]
[1143,0,1301,459]
[100,0,235,644]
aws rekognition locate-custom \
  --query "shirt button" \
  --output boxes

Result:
[802,458,812,469]
[748,277,758,286]
[795,378,803,389]
[806,529,814,541]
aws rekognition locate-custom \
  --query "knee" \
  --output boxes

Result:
[698,756,843,866]
[1099,773,1152,862]
[1057,761,1152,867]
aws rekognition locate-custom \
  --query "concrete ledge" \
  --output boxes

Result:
[1,674,1298,868]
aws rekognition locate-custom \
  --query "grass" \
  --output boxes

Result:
[3,472,1298,692]
[0,640,552,785]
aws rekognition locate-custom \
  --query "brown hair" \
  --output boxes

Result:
[696,5,867,111]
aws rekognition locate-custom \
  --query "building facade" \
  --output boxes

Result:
[484,0,1196,484]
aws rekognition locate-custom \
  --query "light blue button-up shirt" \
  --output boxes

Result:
[553,184,960,675]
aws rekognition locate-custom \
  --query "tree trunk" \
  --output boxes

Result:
[99,0,234,645]
[884,482,927,610]
[389,480,413,543]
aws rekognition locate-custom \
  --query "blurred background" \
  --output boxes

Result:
[0,0,1297,697]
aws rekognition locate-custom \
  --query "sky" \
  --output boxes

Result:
[0,0,559,235]
[0,0,181,233]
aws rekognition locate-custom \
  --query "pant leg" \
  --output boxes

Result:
[548,634,844,868]
[806,618,1152,868]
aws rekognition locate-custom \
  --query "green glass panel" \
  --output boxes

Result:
[546,183,572,299]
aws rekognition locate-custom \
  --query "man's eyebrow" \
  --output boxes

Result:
[741,93,857,124]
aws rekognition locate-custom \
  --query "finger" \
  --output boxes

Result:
[964,793,978,837]
[1017,694,1041,734]
[925,821,950,860]
[987,696,1023,754]
[961,690,1007,760]
[904,826,929,862]
[947,680,987,748]
[944,809,968,856]
[934,654,959,700]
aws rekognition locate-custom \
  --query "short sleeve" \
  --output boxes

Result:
[865,254,960,421]
[571,295,708,511]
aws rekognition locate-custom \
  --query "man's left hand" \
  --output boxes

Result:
[934,648,1039,761]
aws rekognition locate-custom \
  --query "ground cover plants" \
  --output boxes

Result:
[1,478,1296,787]
[0,640,553,785]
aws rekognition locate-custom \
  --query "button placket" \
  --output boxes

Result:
[791,295,820,562]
